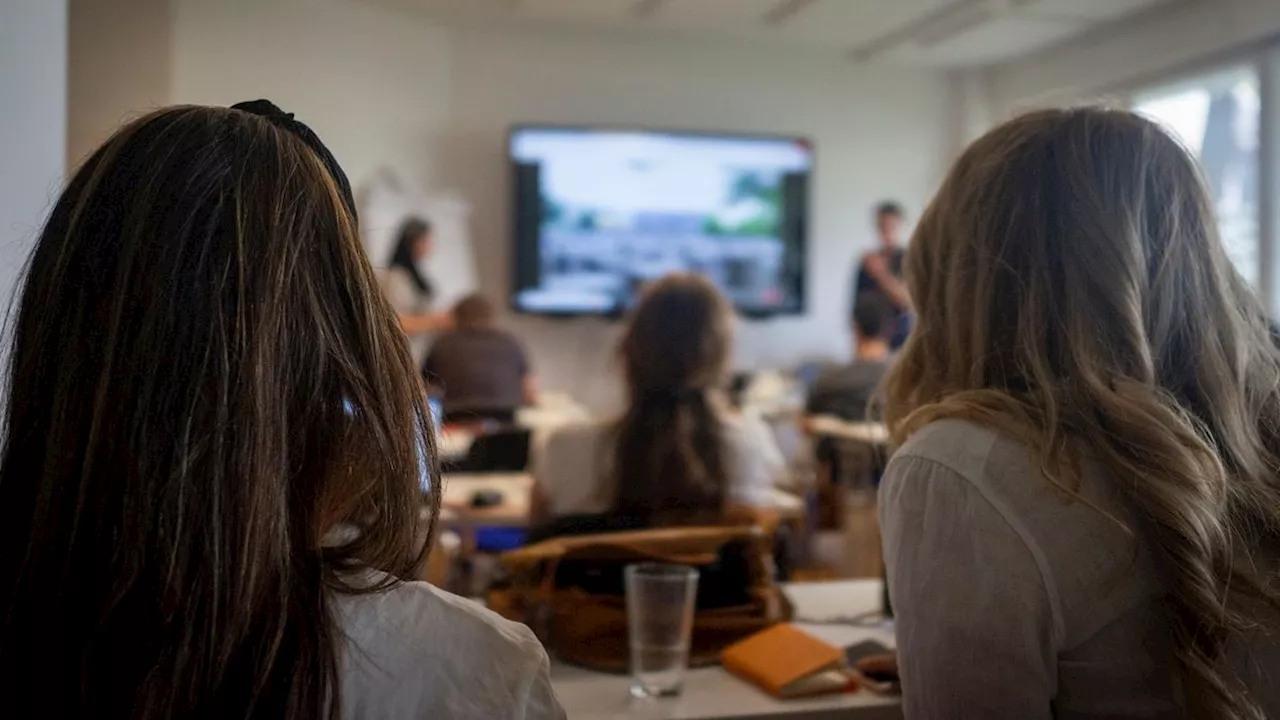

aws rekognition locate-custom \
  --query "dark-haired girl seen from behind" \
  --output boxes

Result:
[880,107,1280,718]
[0,104,563,719]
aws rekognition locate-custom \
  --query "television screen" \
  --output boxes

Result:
[510,126,811,316]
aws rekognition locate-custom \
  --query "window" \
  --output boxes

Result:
[1134,65,1261,286]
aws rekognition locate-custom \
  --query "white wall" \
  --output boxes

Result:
[990,0,1280,113]
[0,0,67,314]
[947,68,995,153]
[169,0,949,414]
[68,0,171,169]
[171,0,454,195]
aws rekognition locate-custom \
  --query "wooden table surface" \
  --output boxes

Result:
[551,579,901,720]
[439,473,806,531]
[806,417,889,445]
[439,472,535,528]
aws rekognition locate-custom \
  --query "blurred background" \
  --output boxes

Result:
[2,0,1275,415]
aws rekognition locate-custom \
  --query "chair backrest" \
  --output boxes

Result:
[451,427,531,473]
[494,524,792,673]
[503,524,760,569]
[525,511,650,545]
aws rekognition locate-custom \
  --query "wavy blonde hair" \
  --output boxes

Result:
[884,107,1280,718]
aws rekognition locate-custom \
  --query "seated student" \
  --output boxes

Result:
[879,108,1280,718]
[423,293,537,423]
[533,273,786,525]
[805,292,894,421]
[0,102,563,718]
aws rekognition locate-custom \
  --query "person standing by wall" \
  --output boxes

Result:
[852,201,911,349]
[382,217,452,364]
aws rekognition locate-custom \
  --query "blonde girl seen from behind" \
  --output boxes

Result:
[880,107,1280,719]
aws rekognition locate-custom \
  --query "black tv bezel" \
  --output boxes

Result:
[507,123,813,320]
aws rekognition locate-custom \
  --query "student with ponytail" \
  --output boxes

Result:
[532,274,785,526]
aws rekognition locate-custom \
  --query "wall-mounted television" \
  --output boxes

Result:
[509,125,811,317]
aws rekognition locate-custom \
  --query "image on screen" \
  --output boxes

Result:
[510,127,811,316]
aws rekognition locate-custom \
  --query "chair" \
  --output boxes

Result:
[418,529,460,588]
[490,525,792,672]
[449,426,531,474]
[525,506,793,582]
[525,511,650,545]
[812,434,886,578]
[444,407,517,425]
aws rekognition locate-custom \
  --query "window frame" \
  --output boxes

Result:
[1121,48,1277,313]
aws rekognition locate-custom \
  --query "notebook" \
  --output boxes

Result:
[720,624,856,699]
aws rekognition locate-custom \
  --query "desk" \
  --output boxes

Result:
[764,487,805,516]
[440,474,806,531]
[806,417,889,445]
[437,430,476,464]
[551,580,900,720]
[440,472,534,528]
[804,419,887,577]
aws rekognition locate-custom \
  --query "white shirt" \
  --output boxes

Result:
[533,409,787,517]
[380,266,433,366]
[332,572,565,719]
[881,418,1280,719]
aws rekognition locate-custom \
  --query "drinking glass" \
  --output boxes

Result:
[625,563,699,698]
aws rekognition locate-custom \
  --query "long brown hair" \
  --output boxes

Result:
[612,273,733,522]
[0,106,437,718]
[885,107,1280,719]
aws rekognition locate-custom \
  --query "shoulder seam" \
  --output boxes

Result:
[889,450,1068,655]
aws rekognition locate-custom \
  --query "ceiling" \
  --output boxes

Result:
[362,0,1187,67]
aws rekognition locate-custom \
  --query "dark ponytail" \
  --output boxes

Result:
[612,274,733,524]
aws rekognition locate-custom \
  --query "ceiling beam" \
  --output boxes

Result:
[762,0,819,26]
[846,0,989,62]
[630,0,670,20]
[916,5,997,47]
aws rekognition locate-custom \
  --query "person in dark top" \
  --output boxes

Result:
[423,293,537,422]
[807,292,893,421]
[853,201,911,349]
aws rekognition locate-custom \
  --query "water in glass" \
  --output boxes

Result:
[625,563,699,698]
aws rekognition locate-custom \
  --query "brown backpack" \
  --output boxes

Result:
[491,525,792,673]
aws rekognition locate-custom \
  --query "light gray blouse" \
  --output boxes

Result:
[880,418,1280,719]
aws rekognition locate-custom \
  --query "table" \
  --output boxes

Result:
[440,472,534,528]
[764,487,805,515]
[439,474,806,530]
[804,419,887,577]
[805,417,889,445]
[551,580,901,720]
[437,429,477,464]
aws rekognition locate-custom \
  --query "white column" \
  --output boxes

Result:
[946,67,996,159]
[1259,45,1280,315]
[0,0,68,307]
[67,0,172,169]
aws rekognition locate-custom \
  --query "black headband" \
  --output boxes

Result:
[231,99,358,221]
